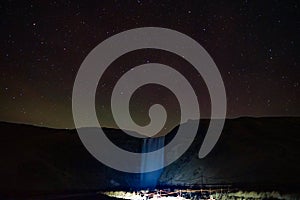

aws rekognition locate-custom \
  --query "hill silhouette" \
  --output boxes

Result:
[0,117,299,197]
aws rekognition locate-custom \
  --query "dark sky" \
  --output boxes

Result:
[0,0,299,129]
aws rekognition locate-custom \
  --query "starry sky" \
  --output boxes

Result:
[0,0,299,129]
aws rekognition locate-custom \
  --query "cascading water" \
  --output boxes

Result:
[140,136,165,189]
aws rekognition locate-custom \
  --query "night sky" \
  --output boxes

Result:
[0,0,299,129]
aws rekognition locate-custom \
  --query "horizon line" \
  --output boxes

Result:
[0,115,299,131]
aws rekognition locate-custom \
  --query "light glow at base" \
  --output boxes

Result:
[104,189,219,200]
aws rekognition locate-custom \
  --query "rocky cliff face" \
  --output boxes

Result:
[0,117,299,194]
[159,117,300,188]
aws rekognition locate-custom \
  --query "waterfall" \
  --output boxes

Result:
[140,136,165,189]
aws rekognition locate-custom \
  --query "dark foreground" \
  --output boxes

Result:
[1,191,118,200]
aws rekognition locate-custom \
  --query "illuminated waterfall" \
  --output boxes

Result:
[140,136,165,188]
